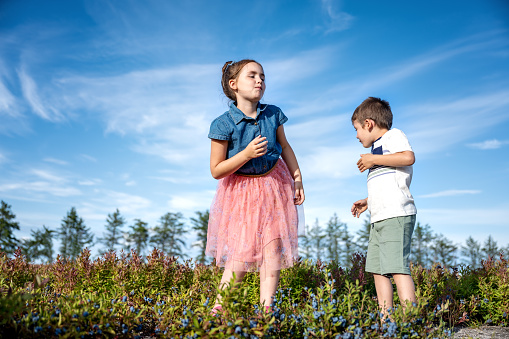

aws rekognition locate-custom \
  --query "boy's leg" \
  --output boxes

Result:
[213,268,247,308]
[374,273,394,315]
[392,273,416,308]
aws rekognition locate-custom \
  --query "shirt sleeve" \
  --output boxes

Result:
[276,107,288,126]
[386,129,413,153]
[208,116,231,140]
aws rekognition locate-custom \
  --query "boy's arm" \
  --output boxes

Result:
[351,198,368,218]
[357,151,414,173]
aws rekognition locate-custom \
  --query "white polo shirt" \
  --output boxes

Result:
[367,128,417,223]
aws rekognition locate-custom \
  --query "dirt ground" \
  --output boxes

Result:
[453,326,509,338]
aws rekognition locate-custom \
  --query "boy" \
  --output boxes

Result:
[350,97,417,316]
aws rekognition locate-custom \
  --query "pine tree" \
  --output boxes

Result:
[59,207,94,259]
[324,213,345,263]
[0,200,20,255]
[150,212,187,258]
[127,219,149,256]
[298,224,312,260]
[430,233,457,267]
[461,236,481,268]
[21,226,54,263]
[307,219,326,262]
[190,210,209,264]
[99,209,126,254]
[355,217,371,254]
[481,235,499,260]
[410,222,434,267]
[340,224,355,268]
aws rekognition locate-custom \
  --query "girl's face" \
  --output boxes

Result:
[230,62,265,103]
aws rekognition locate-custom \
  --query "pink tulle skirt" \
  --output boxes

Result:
[206,159,299,272]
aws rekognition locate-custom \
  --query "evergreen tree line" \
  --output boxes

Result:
[1,200,506,268]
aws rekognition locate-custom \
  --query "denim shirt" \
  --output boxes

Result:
[208,103,288,175]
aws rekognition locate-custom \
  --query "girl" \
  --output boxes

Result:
[206,59,304,314]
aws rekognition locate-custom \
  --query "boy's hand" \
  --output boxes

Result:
[294,181,305,205]
[351,198,368,218]
[357,154,376,172]
[244,135,267,159]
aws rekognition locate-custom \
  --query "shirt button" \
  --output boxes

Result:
[254,122,258,125]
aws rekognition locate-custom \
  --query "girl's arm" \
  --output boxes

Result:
[210,136,268,179]
[356,151,415,173]
[276,125,305,205]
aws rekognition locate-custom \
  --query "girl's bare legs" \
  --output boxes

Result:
[260,268,280,307]
[213,268,246,308]
[259,239,282,308]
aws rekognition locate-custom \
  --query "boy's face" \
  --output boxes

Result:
[353,119,375,148]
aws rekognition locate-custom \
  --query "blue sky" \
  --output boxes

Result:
[1,0,508,259]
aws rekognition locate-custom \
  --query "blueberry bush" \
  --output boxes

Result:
[1,248,507,338]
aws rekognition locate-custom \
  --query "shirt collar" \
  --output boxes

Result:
[228,102,267,125]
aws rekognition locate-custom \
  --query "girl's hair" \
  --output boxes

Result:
[221,59,262,101]
[351,97,393,130]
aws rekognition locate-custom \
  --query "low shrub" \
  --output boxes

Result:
[1,248,507,338]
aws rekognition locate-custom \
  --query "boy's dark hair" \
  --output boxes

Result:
[351,97,393,130]
[221,59,262,102]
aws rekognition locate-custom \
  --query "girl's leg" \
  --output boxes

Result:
[213,268,246,309]
[259,239,283,308]
[260,268,280,307]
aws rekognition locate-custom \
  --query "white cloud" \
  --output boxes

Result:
[43,157,69,166]
[79,154,98,162]
[78,179,102,186]
[18,67,64,122]
[419,189,481,198]
[321,0,355,33]
[167,190,216,214]
[468,139,509,150]
[30,169,66,182]
[0,181,82,197]
[418,206,509,245]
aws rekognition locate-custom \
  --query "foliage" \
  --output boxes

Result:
[190,210,210,264]
[58,207,94,260]
[0,200,20,256]
[21,225,55,263]
[150,212,187,259]
[126,219,150,256]
[98,209,126,255]
[2,248,508,338]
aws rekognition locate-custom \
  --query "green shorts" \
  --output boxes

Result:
[365,215,416,276]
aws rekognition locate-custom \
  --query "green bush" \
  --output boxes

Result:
[1,248,507,338]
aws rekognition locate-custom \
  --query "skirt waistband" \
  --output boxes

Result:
[235,159,279,178]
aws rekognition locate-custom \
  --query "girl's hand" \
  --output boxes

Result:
[351,198,368,218]
[294,181,305,205]
[243,135,268,159]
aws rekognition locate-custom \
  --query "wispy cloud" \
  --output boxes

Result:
[43,157,69,166]
[468,139,509,150]
[419,190,481,198]
[18,67,64,122]
[78,179,102,186]
[0,181,82,197]
[321,0,355,33]
[405,90,509,154]
[79,154,98,162]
